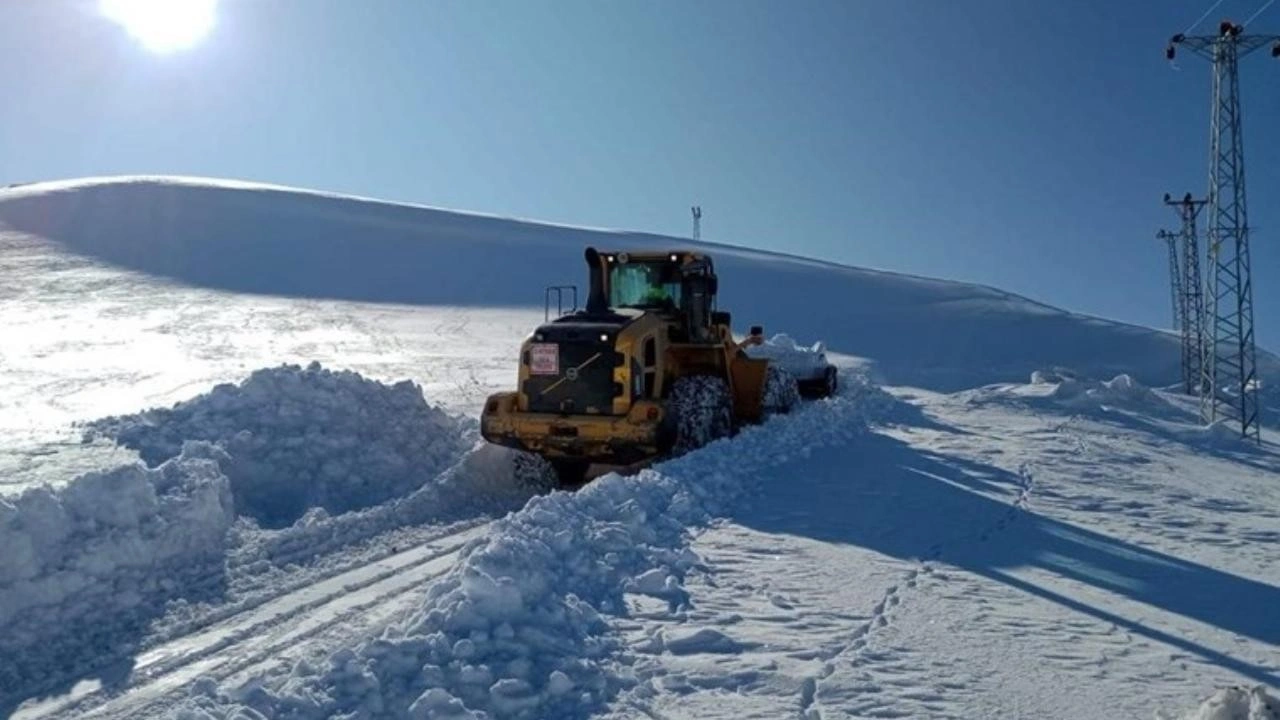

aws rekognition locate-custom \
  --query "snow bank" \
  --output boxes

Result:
[181,378,885,720]
[1165,685,1280,720]
[1032,370,1176,414]
[0,443,235,698]
[87,362,471,528]
[743,333,831,379]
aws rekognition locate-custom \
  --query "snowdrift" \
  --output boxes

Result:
[4,176,1267,395]
[0,443,234,698]
[1032,370,1178,414]
[86,362,472,528]
[179,381,883,720]
[1166,685,1280,720]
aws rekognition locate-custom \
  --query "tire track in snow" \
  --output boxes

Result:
[15,524,486,720]
[156,518,490,656]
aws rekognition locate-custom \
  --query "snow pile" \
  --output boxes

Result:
[227,444,540,573]
[1033,370,1175,414]
[181,378,884,720]
[0,443,235,698]
[743,333,831,379]
[87,362,472,528]
[1166,685,1280,720]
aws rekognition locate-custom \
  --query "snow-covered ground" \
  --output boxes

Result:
[2,177,1278,719]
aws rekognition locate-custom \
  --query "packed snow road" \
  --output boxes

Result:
[13,524,487,720]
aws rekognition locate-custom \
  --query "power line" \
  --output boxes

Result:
[1247,0,1278,26]
[1186,0,1227,34]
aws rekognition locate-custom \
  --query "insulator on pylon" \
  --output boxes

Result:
[1221,20,1234,35]
[1272,42,1280,58]
[1166,45,1177,60]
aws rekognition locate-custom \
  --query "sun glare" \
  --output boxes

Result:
[101,0,216,53]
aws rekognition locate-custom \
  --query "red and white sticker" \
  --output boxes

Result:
[529,343,559,375]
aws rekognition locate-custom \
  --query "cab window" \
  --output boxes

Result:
[609,262,681,308]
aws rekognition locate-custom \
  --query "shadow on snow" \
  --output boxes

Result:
[733,427,1280,687]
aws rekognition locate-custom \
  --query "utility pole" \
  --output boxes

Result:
[691,206,702,242]
[1163,193,1208,396]
[1167,21,1279,441]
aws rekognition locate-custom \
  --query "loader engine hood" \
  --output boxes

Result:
[522,310,643,415]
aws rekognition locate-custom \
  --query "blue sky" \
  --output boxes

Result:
[4,0,1280,347]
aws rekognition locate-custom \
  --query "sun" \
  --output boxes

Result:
[101,0,217,53]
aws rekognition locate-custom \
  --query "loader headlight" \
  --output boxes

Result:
[599,333,609,343]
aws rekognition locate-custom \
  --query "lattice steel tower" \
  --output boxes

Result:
[1167,22,1280,441]
[1156,227,1183,340]
[1162,193,1208,396]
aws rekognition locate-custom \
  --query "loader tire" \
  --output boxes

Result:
[667,375,733,455]
[762,365,801,416]
[821,366,838,397]
[550,458,590,488]
[512,451,559,494]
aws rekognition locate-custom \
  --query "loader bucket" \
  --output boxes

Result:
[730,354,769,423]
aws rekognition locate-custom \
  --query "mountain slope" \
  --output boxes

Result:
[3,175,1260,394]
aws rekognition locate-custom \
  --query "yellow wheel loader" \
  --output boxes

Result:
[481,246,812,487]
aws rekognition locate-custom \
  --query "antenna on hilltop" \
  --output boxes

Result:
[691,206,702,242]
[1165,18,1279,442]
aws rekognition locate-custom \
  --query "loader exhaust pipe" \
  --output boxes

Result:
[584,246,608,315]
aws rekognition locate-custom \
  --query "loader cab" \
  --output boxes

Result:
[588,248,720,343]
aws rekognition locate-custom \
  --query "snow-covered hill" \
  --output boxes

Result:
[7,176,1272,393]
[1,177,1277,720]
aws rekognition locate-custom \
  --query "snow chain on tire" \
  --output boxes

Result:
[762,364,801,416]
[512,451,559,493]
[667,375,734,455]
